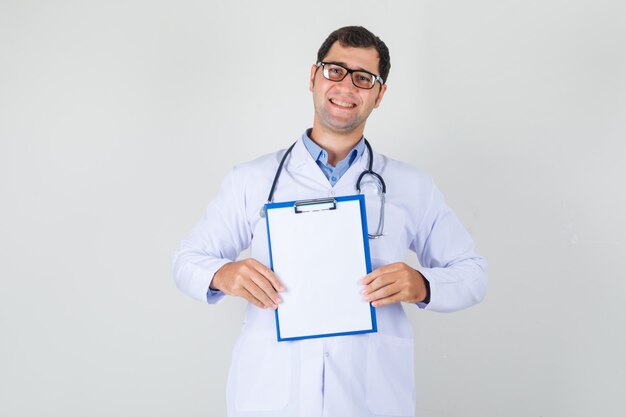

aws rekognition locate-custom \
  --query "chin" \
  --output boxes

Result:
[325,117,362,133]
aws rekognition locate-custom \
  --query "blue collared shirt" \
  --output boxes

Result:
[302,130,365,187]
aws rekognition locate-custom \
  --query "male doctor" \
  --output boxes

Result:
[173,26,487,417]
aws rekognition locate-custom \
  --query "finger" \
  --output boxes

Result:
[359,268,382,285]
[243,275,278,309]
[262,268,285,292]
[363,262,415,289]
[365,281,401,303]
[371,292,403,308]
[249,271,282,305]
[362,272,395,295]
[251,261,285,292]
[239,287,267,309]
[360,262,404,285]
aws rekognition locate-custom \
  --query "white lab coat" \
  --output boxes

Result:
[173,136,487,417]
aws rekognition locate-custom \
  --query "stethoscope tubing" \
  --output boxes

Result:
[262,138,386,239]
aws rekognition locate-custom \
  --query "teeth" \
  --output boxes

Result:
[331,99,355,108]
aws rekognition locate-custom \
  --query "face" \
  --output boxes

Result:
[310,42,387,136]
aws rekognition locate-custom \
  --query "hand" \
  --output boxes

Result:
[360,262,428,307]
[211,258,284,309]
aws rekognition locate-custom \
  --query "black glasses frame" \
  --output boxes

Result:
[316,62,384,89]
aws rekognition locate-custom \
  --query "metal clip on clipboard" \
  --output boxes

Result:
[293,198,337,214]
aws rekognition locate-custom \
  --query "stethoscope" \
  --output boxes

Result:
[261,139,386,239]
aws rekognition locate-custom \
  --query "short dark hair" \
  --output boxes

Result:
[316,26,391,84]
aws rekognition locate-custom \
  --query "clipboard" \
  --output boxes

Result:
[264,194,377,342]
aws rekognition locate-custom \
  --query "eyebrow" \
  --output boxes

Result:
[325,61,377,75]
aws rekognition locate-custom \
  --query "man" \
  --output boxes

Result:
[173,26,487,417]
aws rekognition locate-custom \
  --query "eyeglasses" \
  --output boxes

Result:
[316,62,384,90]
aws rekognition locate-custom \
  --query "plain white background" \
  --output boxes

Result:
[1,1,625,416]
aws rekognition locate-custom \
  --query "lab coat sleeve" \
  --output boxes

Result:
[410,178,487,313]
[172,166,252,304]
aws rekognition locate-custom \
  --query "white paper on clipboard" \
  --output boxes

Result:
[264,195,377,342]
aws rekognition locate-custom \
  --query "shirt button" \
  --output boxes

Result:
[329,190,335,196]
[325,352,330,357]
[331,176,337,182]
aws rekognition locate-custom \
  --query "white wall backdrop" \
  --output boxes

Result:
[1,1,625,416]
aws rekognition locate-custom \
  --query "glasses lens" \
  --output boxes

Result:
[352,72,375,89]
[323,64,347,81]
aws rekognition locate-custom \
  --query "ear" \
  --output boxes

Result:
[373,83,387,109]
[309,64,318,92]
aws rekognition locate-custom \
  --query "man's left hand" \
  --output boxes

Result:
[360,262,428,307]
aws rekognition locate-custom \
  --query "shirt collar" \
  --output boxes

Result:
[302,129,366,167]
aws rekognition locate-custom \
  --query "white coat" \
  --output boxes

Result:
[173,136,487,417]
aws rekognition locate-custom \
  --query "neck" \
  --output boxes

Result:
[309,123,364,166]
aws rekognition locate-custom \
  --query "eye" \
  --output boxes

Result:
[354,72,374,88]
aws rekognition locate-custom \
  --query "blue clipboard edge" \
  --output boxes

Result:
[264,194,378,342]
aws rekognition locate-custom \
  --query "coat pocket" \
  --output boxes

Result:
[234,330,292,412]
[365,334,416,416]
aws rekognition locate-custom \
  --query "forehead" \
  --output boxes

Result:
[322,42,380,74]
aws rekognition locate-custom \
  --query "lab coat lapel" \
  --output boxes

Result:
[286,137,372,192]
[286,138,329,185]
[333,145,370,193]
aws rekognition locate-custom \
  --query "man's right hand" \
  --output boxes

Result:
[210,259,284,309]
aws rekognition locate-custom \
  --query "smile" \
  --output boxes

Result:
[329,98,356,108]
